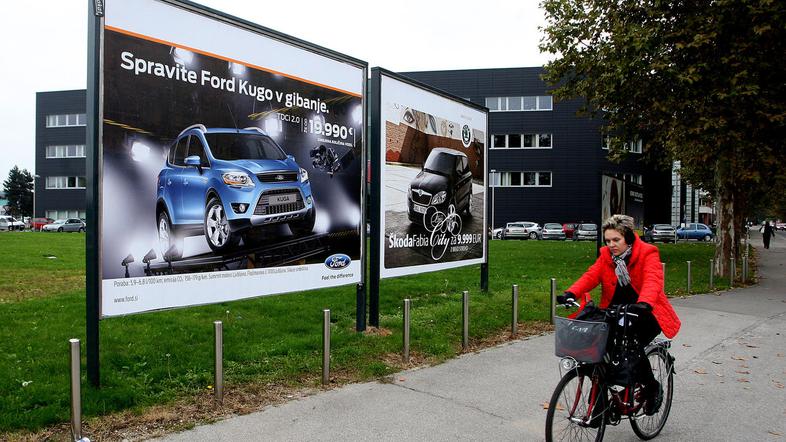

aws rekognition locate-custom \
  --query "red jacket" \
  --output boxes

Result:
[567,235,681,338]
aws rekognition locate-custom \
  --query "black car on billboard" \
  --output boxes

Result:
[407,148,472,229]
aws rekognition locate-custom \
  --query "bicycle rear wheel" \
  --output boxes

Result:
[545,367,606,442]
[630,348,674,439]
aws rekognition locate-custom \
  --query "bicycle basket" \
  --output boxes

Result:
[554,317,610,363]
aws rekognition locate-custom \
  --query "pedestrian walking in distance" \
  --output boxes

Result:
[762,221,776,249]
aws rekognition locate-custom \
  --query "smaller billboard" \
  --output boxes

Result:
[376,70,488,279]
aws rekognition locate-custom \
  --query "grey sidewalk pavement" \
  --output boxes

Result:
[159,231,786,441]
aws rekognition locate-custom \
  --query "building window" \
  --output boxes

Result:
[46,176,86,189]
[45,210,86,220]
[602,136,642,153]
[486,96,552,112]
[624,173,643,185]
[46,144,86,158]
[492,133,552,149]
[45,113,86,128]
[494,171,552,187]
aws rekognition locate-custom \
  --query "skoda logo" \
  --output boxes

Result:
[275,174,285,181]
[461,124,472,147]
[325,254,351,270]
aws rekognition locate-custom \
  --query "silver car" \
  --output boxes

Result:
[502,221,541,240]
[43,218,85,232]
[644,224,676,243]
[541,223,567,240]
[574,223,598,241]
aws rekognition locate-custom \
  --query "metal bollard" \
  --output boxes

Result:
[511,284,519,336]
[70,339,82,442]
[323,309,330,385]
[661,262,666,290]
[550,278,556,324]
[214,321,223,404]
[403,299,411,364]
[743,256,748,283]
[709,258,715,290]
[687,261,692,293]
[462,291,469,351]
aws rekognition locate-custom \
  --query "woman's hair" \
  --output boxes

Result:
[602,214,636,244]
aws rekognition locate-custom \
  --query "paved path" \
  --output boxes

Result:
[159,230,786,441]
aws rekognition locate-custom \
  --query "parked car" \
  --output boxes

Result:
[43,218,85,232]
[491,227,505,239]
[157,125,315,253]
[0,216,25,231]
[562,223,579,239]
[31,217,54,231]
[676,223,714,241]
[502,221,541,240]
[776,222,786,231]
[542,223,567,240]
[643,224,677,243]
[408,148,473,229]
[573,223,598,241]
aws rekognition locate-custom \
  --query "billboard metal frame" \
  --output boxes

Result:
[368,67,489,327]
[87,0,368,386]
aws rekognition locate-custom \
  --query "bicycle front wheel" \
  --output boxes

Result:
[630,348,674,440]
[545,367,607,442]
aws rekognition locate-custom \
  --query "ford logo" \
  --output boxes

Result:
[325,254,351,270]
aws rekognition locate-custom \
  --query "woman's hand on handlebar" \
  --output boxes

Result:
[556,292,580,307]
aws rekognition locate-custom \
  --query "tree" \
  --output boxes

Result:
[2,166,34,218]
[540,0,786,276]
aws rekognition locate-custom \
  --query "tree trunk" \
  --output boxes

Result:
[715,162,735,279]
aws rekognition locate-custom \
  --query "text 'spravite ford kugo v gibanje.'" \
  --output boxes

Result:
[378,73,488,279]
[99,0,365,316]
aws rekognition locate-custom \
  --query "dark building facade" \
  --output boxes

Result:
[403,67,671,229]
[35,90,87,219]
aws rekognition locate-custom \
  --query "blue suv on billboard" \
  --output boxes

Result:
[156,124,315,253]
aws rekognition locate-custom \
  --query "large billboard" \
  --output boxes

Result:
[98,0,365,316]
[601,174,644,229]
[376,71,487,278]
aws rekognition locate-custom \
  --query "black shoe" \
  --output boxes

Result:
[643,381,663,416]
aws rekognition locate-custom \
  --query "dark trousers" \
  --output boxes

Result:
[764,234,771,249]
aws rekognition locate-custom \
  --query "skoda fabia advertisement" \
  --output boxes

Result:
[98,0,365,316]
[377,72,488,279]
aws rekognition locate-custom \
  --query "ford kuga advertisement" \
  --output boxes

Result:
[378,72,487,279]
[99,0,365,316]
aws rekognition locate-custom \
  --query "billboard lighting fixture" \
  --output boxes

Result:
[121,254,135,278]
[171,47,194,66]
[142,248,157,274]
[163,243,182,274]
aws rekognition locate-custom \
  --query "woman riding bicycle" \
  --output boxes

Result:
[557,214,681,415]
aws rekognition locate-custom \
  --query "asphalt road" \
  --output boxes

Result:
[159,229,786,441]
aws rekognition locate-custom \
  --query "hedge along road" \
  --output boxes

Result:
[163,231,786,441]
[0,231,734,437]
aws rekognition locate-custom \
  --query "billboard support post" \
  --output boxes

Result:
[480,263,489,292]
[85,0,102,388]
[369,70,382,328]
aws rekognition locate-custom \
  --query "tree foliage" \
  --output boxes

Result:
[540,0,786,273]
[2,166,34,218]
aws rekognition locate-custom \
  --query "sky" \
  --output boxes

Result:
[0,0,552,183]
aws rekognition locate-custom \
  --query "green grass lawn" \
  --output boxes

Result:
[0,232,739,433]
